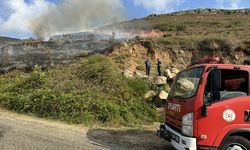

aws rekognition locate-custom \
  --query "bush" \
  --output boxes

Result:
[0,55,158,126]
[176,24,187,31]
[232,21,241,27]
[197,38,237,52]
[77,55,121,88]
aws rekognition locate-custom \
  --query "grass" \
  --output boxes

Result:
[154,36,241,53]
[101,9,250,48]
[0,55,159,126]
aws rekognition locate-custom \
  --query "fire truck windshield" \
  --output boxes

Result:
[169,67,204,99]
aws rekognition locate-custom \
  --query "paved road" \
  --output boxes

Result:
[0,109,174,150]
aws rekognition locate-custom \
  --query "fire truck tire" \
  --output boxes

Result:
[219,136,250,150]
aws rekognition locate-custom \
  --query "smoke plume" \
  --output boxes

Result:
[31,0,126,39]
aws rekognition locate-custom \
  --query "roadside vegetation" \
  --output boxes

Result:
[0,55,158,126]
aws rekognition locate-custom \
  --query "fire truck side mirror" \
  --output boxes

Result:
[201,105,208,116]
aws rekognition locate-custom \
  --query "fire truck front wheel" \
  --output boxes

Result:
[219,136,250,150]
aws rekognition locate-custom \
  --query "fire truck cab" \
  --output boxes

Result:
[158,57,250,150]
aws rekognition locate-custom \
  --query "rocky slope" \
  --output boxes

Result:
[99,8,250,76]
[108,37,248,108]
[100,8,250,33]
[109,39,248,78]
[169,8,250,15]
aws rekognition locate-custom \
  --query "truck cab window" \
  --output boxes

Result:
[204,69,249,102]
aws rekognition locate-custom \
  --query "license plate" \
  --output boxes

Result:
[167,130,180,143]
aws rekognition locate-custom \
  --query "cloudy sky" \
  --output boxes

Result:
[0,0,249,39]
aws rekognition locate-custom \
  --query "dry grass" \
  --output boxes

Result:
[101,9,250,47]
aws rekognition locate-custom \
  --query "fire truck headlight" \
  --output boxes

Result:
[182,112,193,136]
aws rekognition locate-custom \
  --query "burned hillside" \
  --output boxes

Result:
[0,32,117,73]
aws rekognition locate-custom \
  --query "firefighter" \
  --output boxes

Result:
[157,58,162,76]
[145,59,151,76]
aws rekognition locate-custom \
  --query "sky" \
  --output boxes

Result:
[0,0,250,39]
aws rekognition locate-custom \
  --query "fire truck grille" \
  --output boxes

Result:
[166,122,182,134]
[165,113,182,130]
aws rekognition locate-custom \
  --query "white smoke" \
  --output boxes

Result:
[31,0,126,39]
[0,0,53,38]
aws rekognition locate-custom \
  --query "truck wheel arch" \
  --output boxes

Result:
[214,128,250,147]
[219,136,250,150]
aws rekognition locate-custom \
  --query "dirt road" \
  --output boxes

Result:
[0,109,174,150]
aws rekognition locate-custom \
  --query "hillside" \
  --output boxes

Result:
[101,9,250,76]
[2,9,250,74]
[1,8,250,126]
[0,36,20,45]
[0,32,117,73]
[100,8,250,41]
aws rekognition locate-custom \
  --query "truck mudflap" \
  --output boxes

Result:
[157,124,197,150]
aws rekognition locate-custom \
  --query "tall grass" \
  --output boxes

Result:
[155,36,239,52]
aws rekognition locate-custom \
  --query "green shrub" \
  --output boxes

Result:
[127,77,149,96]
[176,24,187,31]
[77,55,121,87]
[0,55,158,126]
[232,21,241,27]
[156,25,174,31]
[197,38,237,52]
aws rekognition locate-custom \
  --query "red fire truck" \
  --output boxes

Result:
[157,57,250,150]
